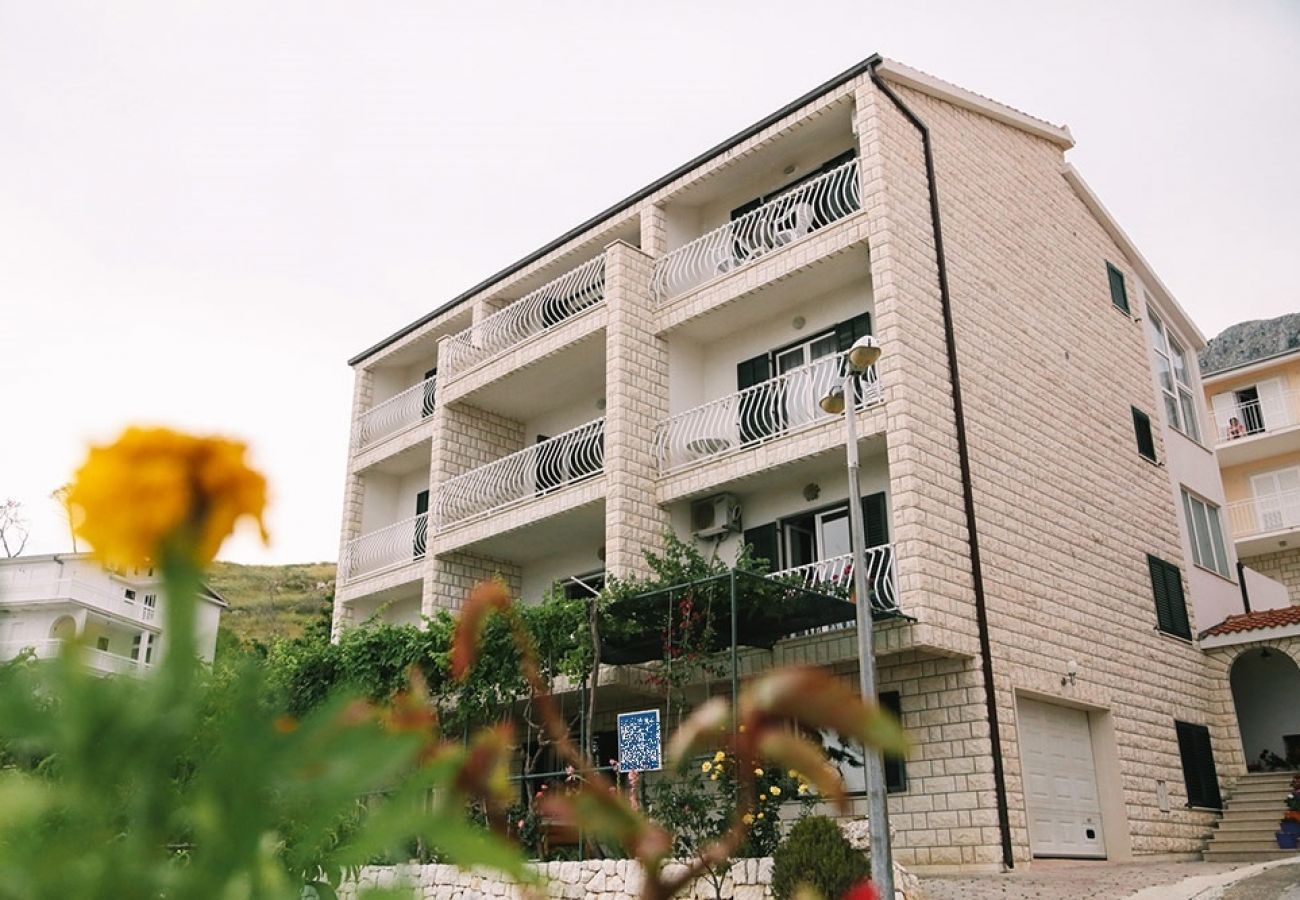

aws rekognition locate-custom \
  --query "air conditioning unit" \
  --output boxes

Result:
[691,494,741,539]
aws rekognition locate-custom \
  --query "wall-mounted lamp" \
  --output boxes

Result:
[783,163,797,175]
[803,483,821,502]
[792,315,806,331]
[1061,659,1078,687]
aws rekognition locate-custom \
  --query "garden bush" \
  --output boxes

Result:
[771,815,870,900]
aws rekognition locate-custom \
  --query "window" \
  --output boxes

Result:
[123,588,137,602]
[1147,311,1200,441]
[1174,721,1222,809]
[1131,407,1157,462]
[1249,468,1300,533]
[143,593,157,610]
[95,637,110,652]
[1146,555,1192,639]
[559,571,606,601]
[743,493,889,572]
[1106,262,1129,314]
[1180,490,1230,577]
[818,691,906,794]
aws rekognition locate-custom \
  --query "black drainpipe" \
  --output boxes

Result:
[1236,560,1251,614]
[867,62,1016,872]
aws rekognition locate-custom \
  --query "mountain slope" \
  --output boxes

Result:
[206,561,336,646]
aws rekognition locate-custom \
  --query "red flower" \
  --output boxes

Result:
[842,881,879,900]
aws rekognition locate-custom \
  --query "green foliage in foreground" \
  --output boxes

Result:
[771,816,870,900]
[0,643,526,900]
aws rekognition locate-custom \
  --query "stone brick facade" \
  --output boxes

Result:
[1239,548,1300,605]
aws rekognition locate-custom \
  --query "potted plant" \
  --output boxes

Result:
[1277,791,1300,848]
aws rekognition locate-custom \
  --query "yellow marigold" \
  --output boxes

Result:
[701,761,712,773]
[714,750,726,762]
[710,773,718,781]
[754,767,764,777]
[69,427,268,568]
[798,783,808,794]
[742,813,754,825]
[788,769,798,779]
[757,812,764,820]
[770,785,781,796]
[759,794,766,801]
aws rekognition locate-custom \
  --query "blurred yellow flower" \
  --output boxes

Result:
[754,767,764,776]
[757,812,764,820]
[710,773,718,781]
[701,761,712,773]
[69,427,268,568]
[742,813,754,825]
[788,769,798,778]
[770,785,781,796]
[713,750,726,762]
[759,794,766,801]
[798,783,808,794]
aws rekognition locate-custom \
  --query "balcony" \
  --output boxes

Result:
[1226,490,1300,557]
[0,639,151,676]
[342,513,428,583]
[652,157,861,304]
[441,256,606,380]
[434,418,604,533]
[1213,390,1300,467]
[772,545,898,616]
[0,577,158,625]
[354,376,437,451]
[656,354,882,475]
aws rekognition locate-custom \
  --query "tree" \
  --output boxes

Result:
[0,498,28,557]
[50,483,78,552]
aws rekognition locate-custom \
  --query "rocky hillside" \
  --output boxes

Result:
[1200,313,1300,374]
[206,561,335,647]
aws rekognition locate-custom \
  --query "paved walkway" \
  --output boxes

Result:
[921,859,1250,900]
[1216,861,1300,900]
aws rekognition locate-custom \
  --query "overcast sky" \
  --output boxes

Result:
[1,1,1296,565]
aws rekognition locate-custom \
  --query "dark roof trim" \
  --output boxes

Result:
[348,52,883,366]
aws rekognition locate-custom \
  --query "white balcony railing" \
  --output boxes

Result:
[1227,491,1300,539]
[0,577,158,624]
[441,256,606,378]
[355,376,437,450]
[0,640,151,676]
[1213,392,1300,444]
[772,545,898,616]
[655,353,882,475]
[342,513,429,582]
[434,418,605,528]
[651,157,861,303]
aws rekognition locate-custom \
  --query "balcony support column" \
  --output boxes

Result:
[423,551,522,616]
[639,204,667,259]
[603,240,670,579]
[334,366,375,638]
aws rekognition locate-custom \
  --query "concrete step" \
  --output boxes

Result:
[1214,821,1283,837]
[1203,848,1300,862]
[1224,798,1293,812]
[1232,782,1294,796]
[1218,807,1288,821]
[1235,773,1298,786]
[1205,836,1291,851]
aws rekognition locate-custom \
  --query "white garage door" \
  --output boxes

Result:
[1018,698,1106,858]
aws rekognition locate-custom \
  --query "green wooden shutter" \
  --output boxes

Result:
[880,691,907,793]
[742,522,780,572]
[836,313,873,352]
[737,353,775,444]
[413,490,430,560]
[1107,262,1130,314]
[1175,721,1222,809]
[861,492,889,548]
[1148,554,1191,639]
[1132,407,1157,462]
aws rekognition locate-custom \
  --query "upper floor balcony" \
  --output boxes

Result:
[354,375,437,452]
[772,544,898,617]
[652,156,861,306]
[0,638,153,676]
[342,512,428,584]
[433,417,605,532]
[440,256,606,383]
[1,576,160,626]
[656,352,882,477]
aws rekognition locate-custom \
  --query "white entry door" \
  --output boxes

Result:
[1019,698,1106,858]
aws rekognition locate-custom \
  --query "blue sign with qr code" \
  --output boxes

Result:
[616,709,662,773]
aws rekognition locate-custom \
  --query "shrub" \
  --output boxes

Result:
[771,816,871,900]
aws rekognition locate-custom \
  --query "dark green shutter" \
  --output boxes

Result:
[1107,262,1130,314]
[422,367,438,417]
[742,522,780,572]
[737,353,775,444]
[880,691,907,793]
[1132,407,1157,462]
[413,490,430,560]
[836,313,873,352]
[1147,554,1191,639]
[861,492,889,548]
[1175,721,1222,809]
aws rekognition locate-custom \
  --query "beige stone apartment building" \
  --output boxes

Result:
[332,56,1279,870]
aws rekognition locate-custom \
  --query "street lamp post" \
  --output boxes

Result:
[820,336,894,897]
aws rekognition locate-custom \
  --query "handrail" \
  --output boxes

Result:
[651,157,860,303]
[354,376,437,450]
[441,256,606,378]
[0,577,158,624]
[342,513,429,582]
[1214,391,1300,443]
[0,639,151,675]
[655,352,881,474]
[434,418,605,527]
[772,545,898,615]
[1227,490,1300,538]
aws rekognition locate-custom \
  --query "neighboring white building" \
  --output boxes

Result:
[0,553,226,675]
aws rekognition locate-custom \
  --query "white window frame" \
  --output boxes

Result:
[1180,488,1230,577]
[1148,309,1200,442]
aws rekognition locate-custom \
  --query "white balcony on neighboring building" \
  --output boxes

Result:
[656,354,881,475]
[1,576,159,625]
[1227,489,1300,556]
[354,375,437,451]
[0,639,153,676]
[1211,389,1300,466]
[342,513,429,583]
[652,157,861,304]
[772,545,899,617]
[433,417,605,530]
[441,256,606,380]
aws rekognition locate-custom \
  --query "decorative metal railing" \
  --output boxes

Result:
[354,376,437,450]
[0,577,158,624]
[441,257,606,377]
[655,353,881,474]
[651,157,861,303]
[0,640,150,675]
[772,545,898,615]
[342,513,429,582]
[434,418,605,527]
[1213,392,1300,444]
[1227,491,1300,539]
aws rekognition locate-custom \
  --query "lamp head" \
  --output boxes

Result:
[819,385,846,415]
[847,335,881,372]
